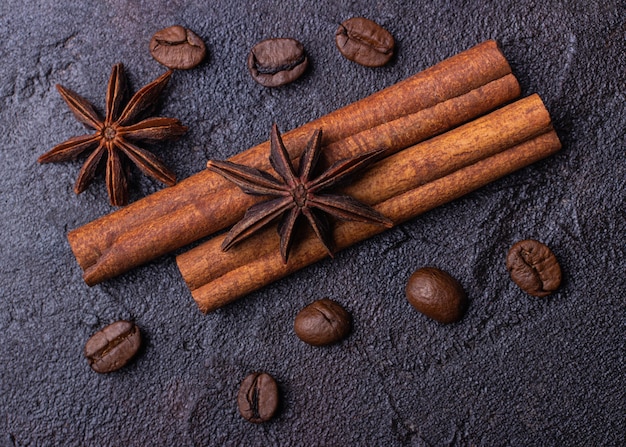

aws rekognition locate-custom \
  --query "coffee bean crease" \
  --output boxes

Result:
[253,54,307,75]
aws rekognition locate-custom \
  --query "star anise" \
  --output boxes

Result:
[38,63,187,206]
[207,124,394,263]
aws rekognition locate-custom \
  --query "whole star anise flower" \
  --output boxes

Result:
[38,63,187,206]
[207,124,394,263]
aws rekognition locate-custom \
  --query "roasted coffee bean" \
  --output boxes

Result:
[237,372,279,423]
[506,239,561,297]
[335,17,395,67]
[150,25,206,69]
[84,320,141,373]
[247,38,308,87]
[405,267,467,323]
[294,298,351,346]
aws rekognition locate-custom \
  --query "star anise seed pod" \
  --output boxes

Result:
[38,63,187,206]
[207,124,394,263]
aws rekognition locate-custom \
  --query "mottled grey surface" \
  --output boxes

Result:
[1,1,624,446]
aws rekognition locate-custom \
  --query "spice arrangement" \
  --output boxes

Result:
[67,39,521,286]
[178,94,560,313]
[37,16,566,427]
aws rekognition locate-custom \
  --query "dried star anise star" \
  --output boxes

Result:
[38,63,187,206]
[207,124,394,263]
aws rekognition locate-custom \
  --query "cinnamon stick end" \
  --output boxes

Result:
[67,228,99,272]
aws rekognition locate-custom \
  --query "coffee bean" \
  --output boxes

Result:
[84,320,141,373]
[237,372,279,423]
[294,298,351,346]
[506,239,561,297]
[335,17,395,67]
[150,25,206,70]
[247,38,308,87]
[405,267,467,323]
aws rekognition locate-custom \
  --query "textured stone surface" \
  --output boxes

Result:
[0,1,624,445]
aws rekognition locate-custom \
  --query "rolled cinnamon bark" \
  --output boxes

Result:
[68,40,520,285]
[176,95,562,313]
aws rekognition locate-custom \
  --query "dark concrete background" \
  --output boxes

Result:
[1,1,624,445]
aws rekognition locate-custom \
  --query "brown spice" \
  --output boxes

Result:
[335,17,395,67]
[84,320,142,373]
[150,25,207,70]
[237,372,279,423]
[405,267,467,323]
[506,239,562,297]
[208,124,392,262]
[38,64,187,206]
[294,299,351,345]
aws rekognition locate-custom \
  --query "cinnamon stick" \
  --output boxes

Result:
[67,40,520,285]
[176,95,562,313]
